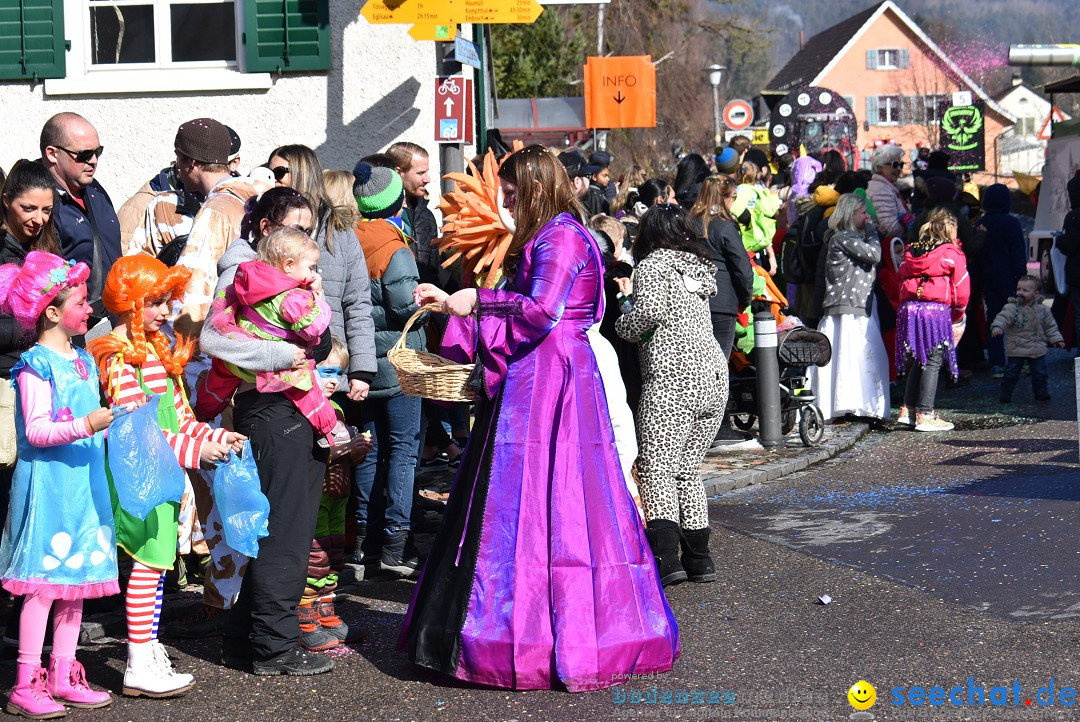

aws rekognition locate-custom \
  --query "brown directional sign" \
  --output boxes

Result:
[584,56,656,129]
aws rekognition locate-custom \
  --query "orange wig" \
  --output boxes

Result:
[87,255,194,382]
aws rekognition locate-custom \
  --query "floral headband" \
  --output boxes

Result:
[40,259,80,296]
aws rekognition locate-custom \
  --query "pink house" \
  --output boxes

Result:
[764,0,1015,183]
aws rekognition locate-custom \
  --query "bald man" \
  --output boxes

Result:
[38,112,121,325]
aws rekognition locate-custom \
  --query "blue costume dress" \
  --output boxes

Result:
[0,345,119,599]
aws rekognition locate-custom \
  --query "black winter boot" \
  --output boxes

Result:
[645,520,688,587]
[680,527,716,583]
[380,529,419,577]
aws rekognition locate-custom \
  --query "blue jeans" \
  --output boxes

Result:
[1000,355,1049,399]
[352,391,422,533]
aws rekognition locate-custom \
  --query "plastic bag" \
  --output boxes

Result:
[107,395,186,520]
[213,440,269,558]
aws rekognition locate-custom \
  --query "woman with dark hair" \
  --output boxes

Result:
[672,153,709,207]
[689,175,755,356]
[615,204,726,586]
[401,145,678,691]
[638,178,675,209]
[0,159,62,639]
[0,159,61,510]
[196,187,341,675]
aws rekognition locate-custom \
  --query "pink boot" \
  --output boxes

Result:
[46,657,110,709]
[5,662,66,719]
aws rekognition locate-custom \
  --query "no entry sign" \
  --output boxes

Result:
[723,99,753,131]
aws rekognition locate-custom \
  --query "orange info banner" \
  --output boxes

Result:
[584,56,656,129]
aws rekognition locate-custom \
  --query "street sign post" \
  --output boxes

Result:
[435,75,473,144]
[584,56,656,129]
[363,0,542,25]
[723,99,754,131]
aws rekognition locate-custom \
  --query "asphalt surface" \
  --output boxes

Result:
[3,353,1079,721]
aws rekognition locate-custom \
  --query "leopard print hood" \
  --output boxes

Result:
[648,248,717,299]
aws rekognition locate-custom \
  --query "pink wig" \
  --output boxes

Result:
[0,251,91,332]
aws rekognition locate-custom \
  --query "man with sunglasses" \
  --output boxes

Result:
[38,112,121,331]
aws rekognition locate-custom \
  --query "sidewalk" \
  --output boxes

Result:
[700,420,870,496]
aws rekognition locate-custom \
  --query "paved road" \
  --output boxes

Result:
[7,355,1079,721]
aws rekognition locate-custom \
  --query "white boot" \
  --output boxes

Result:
[150,641,195,689]
[123,642,195,698]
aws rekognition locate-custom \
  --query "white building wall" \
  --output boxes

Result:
[0,4,466,208]
[996,84,1071,177]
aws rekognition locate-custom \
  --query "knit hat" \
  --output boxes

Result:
[715,147,739,174]
[588,151,612,169]
[926,176,958,204]
[174,118,232,165]
[352,161,405,219]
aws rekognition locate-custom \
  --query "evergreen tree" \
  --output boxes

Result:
[491,9,586,99]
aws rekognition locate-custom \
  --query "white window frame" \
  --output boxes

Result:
[877,49,900,69]
[878,95,901,125]
[45,0,271,96]
[922,95,945,125]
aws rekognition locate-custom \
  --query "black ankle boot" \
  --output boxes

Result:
[680,527,716,583]
[645,520,688,587]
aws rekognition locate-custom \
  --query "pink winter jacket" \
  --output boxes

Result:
[898,242,970,322]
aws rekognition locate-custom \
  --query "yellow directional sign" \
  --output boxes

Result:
[408,23,456,41]
[362,0,542,25]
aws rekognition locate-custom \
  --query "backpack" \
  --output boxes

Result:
[780,218,806,283]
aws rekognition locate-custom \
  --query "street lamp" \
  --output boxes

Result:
[706,64,726,147]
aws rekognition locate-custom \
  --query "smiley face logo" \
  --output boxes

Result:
[848,680,876,710]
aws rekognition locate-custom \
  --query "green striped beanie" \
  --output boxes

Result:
[352,161,405,219]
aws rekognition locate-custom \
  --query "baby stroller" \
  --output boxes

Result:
[727,327,832,447]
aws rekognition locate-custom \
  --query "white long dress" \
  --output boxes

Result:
[809,297,891,422]
[588,325,645,521]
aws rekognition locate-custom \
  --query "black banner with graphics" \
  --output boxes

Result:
[937,100,985,172]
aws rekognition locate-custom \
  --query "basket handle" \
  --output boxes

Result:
[392,303,443,354]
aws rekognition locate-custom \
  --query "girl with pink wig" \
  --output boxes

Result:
[0,251,121,718]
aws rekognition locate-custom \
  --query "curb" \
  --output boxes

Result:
[702,422,870,497]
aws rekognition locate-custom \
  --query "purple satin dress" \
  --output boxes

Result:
[399,213,679,691]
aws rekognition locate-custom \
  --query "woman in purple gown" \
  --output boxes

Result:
[400,146,679,692]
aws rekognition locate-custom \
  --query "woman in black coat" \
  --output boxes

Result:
[689,175,755,356]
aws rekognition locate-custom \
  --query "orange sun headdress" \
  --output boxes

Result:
[437,141,523,288]
[86,255,194,383]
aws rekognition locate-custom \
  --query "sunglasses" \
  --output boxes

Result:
[55,145,104,163]
[316,366,344,379]
[271,165,290,181]
[283,223,313,236]
[890,161,906,169]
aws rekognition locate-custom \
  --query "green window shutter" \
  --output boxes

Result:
[866,96,879,125]
[866,50,878,70]
[243,0,329,73]
[0,0,66,80]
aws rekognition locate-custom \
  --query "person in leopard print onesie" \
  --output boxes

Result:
[616,204,727,587]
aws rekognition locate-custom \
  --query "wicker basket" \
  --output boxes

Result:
[388,304,477,402]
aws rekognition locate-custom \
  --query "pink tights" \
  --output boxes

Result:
[18,594,82,666]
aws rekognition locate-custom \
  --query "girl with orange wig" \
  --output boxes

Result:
[86,255,246,699]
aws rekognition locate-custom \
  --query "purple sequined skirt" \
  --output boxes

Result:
[896,301,958,380]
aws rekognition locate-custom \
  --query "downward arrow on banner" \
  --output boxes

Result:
[614,91,625,104]
[444,98,455,114]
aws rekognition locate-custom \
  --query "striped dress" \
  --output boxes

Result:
[101,338,230,569]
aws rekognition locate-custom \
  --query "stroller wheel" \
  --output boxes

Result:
[732,414,757,432]
[781,409,797,436]
[799,405,825,447]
